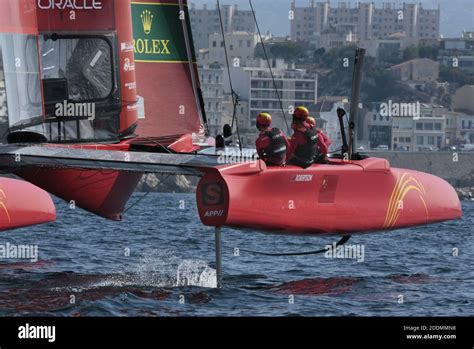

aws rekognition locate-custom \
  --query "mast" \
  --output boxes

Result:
[348,48,365,159]
[179,0,208,136]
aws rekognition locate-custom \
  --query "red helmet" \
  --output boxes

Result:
[307,116,316,127]
[256,112,272,129]
[293,106,309,120]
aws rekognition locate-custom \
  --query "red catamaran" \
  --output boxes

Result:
[0,1,461,245]
[0,0,211,228]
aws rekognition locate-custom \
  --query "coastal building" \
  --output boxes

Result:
[199,31,259,67]
[190,4,256,50]
[452,86,474,113]
[389,58,439,82]
[226,59,318,132]
[438,32,474,73]
[199,63,232,137]
[290,1,440,48]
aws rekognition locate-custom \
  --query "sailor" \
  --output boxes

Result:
[286,106,319,169]
[307,116,332,164]
[255,112,289,166]
[223,124,234,147]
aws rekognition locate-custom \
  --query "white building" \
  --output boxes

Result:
[200,32,259,67]
[199,63,232,137]
[317,98,349,151]
[459,114,474,144]
[291,1,440,47]
[190,4,256,50]
[359,35,418,62]
[222,98,253,146]
[439,32,474,72]
[226,59,318,133]
[367,103,448,151]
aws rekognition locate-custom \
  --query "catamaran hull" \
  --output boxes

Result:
[16,168,142,221]
[0,177,56,231]
[196,158,462,235]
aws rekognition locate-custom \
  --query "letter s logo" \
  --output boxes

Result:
[202,183,224,206]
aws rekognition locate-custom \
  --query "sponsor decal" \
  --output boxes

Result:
[292,174,313,182]
[124,82,136,90]
[127,104,137,112]
[204,210,224,217]
[121,41,135,53]
[123,58,135,72]
[137,95,145,119]
[202,183,224,206]
[141,9,154,35]
[37,0,102,10]
[131,3,195,63]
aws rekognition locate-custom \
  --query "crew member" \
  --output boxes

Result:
[307,116,332,163]
[286,106,319,168]
[255,112,289,166]
[223,124,237,147]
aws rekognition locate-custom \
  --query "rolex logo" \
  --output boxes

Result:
[141,9,153,35]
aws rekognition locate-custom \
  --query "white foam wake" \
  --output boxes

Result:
[51,255,217,291]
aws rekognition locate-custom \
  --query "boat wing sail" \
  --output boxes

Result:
[0,145,224,176]
[131,0,208,141]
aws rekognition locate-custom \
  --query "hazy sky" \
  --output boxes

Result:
[190,0,474,38]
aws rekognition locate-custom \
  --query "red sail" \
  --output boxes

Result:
[132,0,205,140]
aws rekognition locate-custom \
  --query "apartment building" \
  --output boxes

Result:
[190,4,256,50]
[227,59,318,132]
[199,31,259,67]
[290,1,440,48]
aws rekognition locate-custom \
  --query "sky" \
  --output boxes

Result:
[189,0,474,38]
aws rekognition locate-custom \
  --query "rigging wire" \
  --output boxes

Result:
[123,174,173,213]
[137,136,173,154]
[249,0,290,134]
[217,0,243,152]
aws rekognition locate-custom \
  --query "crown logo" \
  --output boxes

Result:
[141,10,153,35]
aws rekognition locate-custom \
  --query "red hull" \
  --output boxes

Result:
[0,177,56,231]
[10,135,202,222]
[16,168,142,221]
[16,143,142,221]
[196,158,462,235]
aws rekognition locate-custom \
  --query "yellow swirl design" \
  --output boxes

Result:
[0,189,11,224]
[383,173,428,229]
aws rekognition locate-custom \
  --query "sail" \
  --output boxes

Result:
[0,0,139,143]
[131,0,207,140]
